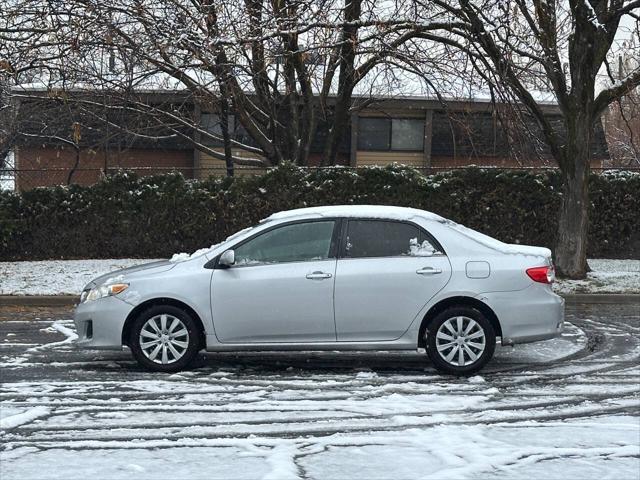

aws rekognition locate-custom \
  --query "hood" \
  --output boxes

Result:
[84,260,176,290]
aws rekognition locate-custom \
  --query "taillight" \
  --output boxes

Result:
[526,265,555,284]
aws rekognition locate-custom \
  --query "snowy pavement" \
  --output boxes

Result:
[1,258,638,296]
[0,303,638,479]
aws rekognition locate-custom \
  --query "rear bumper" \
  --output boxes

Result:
[477,284,565,345]
[73,296,133,350]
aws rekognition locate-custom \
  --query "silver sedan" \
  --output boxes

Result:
[74,205,564,375]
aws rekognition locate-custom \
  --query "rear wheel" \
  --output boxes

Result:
[426,306,496,375]
[129,305,201,372]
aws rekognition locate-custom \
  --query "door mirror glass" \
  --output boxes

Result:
[219,249,235,267]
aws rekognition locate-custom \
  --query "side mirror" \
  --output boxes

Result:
[218,249,235,268]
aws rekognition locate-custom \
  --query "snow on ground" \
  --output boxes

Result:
[0,406,50,431]
[1,258,638,296]
[553,259,640,294]
[1,418,638,480]
[0,259,162,295]
[0,303,638,479]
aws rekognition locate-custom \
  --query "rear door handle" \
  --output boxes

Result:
[306,271,333,280]
[417,267,442,275]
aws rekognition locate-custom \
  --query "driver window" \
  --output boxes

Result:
[234,221,336,266]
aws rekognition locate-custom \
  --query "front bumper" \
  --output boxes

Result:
[73,295,134,350]
[478,284,565,345]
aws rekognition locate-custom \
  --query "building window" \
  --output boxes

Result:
[357,117,424,151]
[202,113,235,138]
[391,119,425,151]
[357,118,391,150]
[201,113,256,147]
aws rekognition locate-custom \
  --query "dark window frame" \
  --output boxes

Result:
[212,218,342,269]
[357,117,425,152]
[338,218,445,259]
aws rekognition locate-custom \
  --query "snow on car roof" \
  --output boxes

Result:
[263,205,447,223]
[265,205,550,258]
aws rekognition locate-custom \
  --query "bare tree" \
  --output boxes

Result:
[604,87,640,166]
[2,0,459,169]
[1,0,86,179]
[413,0,640,278]
[0,77,18,170]
[603,39,640,167]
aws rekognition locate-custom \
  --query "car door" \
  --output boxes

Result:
[211,220,339,343]
[334,219,452,341]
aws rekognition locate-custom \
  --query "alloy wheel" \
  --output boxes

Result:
[139,314,190,365]
[435,316,486,367]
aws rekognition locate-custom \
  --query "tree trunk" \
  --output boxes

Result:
[322,0,361,166]
[554,118,591,279]
[218,94,234,177]
[67,146,80,185]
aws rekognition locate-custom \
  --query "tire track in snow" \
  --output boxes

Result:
[0,303,638,480]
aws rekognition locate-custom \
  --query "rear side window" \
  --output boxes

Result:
[344,220,440,258]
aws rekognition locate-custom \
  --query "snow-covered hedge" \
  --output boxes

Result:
[1,164,638,260]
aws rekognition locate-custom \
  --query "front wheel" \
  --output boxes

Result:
[426,307,496,375]
[129,305,201,372]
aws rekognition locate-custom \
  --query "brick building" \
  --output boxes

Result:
[10,90,609,190]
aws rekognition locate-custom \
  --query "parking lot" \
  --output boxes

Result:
[1,302,639,479]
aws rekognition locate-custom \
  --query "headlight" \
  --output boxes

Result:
[82,283,129,303]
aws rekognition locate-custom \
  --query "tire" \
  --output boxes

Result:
[129,305,201,373]
[425,306,496,376]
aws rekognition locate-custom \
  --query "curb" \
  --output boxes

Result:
[0,295,78,307]
[1,293,639,308]
[561,294,640,304]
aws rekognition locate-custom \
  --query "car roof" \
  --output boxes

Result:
[263,205,446,224]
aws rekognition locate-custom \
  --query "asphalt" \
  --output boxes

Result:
[0,303,638,479]
[0,302,638,382]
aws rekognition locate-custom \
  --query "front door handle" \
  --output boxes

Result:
[306,271,333,280]
[417,267,442,275]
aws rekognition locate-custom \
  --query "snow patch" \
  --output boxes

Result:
[355,371,378,380]
[168,227,257,263]
[0,406,50,431]
[262,444,300,480]
[409,237,436,256]
[467,375,486,383]
[263,205,446,224]
[554,259,640,294]
[169,246,216,263]
[27,321,78,352]
[169,252,191,262]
